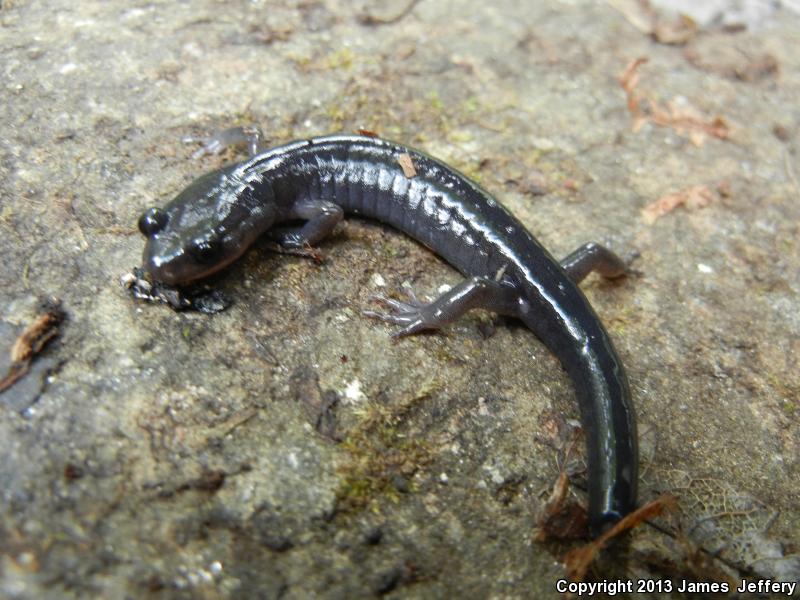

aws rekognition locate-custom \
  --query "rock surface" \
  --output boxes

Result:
[1,1,798,597]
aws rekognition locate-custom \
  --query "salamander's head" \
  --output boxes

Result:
[138,167,274,286]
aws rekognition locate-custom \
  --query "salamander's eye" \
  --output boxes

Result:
[138,208,169,237]
[189,238,223,264]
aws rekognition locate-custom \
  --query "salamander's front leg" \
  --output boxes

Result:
[269,198,344,261]
[183,126,263,159]
[560,242,630,284]
[364,276,523,338]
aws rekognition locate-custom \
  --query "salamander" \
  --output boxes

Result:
[137,132,638,536]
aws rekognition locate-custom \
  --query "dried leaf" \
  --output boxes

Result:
[397,153,417,178]
[563,494,678,582]
[607,1,697,45]
[649,100,730,146]
[534,472,589,541]
[618,59,730,145]
[1,299,65,393]
[619,57,649,131]
[652,15,697,45]
[642,185,714,224]
[684,48,779,82]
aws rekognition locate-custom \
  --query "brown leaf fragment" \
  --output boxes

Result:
[734,53,779,82]
[534,472,589,541]
[516,171,549,196]
[1,299,65,393]
[397,153,417,178]
[642,185,714,224]
[618,59,730,145]
[563,494,678,582]
[684,48,779,83]
[652,15,698,45]
[357,129,380,138]
[649,100,730,146]
[607,0,697,45]
[619,57,649,132]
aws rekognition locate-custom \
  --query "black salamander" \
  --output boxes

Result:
[138,132,638,536]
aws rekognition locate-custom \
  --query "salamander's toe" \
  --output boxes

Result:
[390,319,428,338]
[362,308,417,326]
[361,289,433,338]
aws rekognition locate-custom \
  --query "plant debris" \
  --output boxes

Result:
[650,102,729,146]
[607,0,698,45]
[619,57,649,131]
[563,494,678,582]
[619,58,730,146]
[358,0,422,26]
[512,170,549,196]
[534,472,589,541]
[397,153,417,178]
[0,298,65,393]
[642,184,715,224]
[684,47,779,82]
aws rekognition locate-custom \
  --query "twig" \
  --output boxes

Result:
[563,494,678,582]
[359,0,422,26]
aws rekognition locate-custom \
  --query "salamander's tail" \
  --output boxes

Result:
[519,308,638,538]
[569,347,638,537]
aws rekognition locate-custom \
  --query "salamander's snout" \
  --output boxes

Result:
[141,245,183,287]
[138,205,242,286]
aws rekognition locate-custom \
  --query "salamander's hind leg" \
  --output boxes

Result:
[560,242,635,284]
[183,126,263,159]
[363,276,522,338]
[268,197,344,261]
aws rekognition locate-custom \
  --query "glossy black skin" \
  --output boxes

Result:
[140,134,637,535]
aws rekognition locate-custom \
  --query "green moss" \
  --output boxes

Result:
[460,97,480,113]
[324,48,356,71]
[448,129,474,144]
[335,384,438,511]
[324,104,347,129]
[427,90,444,112]
[285,52,312,70]
[457,161,484,185]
